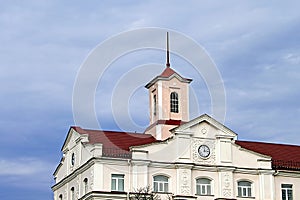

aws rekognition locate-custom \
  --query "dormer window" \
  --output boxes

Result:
[170,92,179,113]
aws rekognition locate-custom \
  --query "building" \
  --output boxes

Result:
[52,35,300,200]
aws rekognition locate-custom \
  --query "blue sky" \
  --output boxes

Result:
[1,1,300,199]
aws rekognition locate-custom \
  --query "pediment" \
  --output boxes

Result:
[61,127,82,153]
[172,114,237,139]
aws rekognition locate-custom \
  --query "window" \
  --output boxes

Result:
[153,175,169,192]
[70,187,75,200]
[196,178,212,195]
[111,174,124,191]
[237,181,252,197]
[83,178,88,194]
[58,194,63,200]
[71,153,75,166]
[153,94,157,116]
[282,184,293,200]
[170,92,179,113]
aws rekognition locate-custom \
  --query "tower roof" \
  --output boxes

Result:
[145,67,192,88]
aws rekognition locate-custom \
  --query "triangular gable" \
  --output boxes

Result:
[61,126,85,152]
[171,114,237,139]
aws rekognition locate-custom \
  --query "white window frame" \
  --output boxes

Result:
[111,174,124,191]
[237,181,252,197]
[281,184,293,200]
[153,175,169,193]
[170,92,179,113]
[196,178,212,195]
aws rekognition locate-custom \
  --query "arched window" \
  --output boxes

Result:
[196,178,212,195]
[70,187,75,200]
[153,175,169,192]
[58,194,63,200]
[238,181,252,197]
[83,178,88,194]
[153,94,157,116]
[170,92,179,113]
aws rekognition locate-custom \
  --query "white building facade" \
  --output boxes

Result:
[52,52,300,200]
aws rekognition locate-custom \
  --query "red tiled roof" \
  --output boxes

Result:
[145,67,192,88]
[160,67,177,77]
[159,67,192,82]
[236,140,300,170]
[72,126,157,151]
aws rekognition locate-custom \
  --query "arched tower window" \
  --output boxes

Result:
[170,92,179,113]
[153,94,157,116]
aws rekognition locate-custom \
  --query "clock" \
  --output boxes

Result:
[198,145,210,158]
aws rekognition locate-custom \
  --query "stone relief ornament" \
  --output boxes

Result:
[64,189,67,200]
[192,139,216,164]
[180,170,190,195]
[76,177,79,198]
[222,172,232,197]
[201,127,207,134]
[90,168,94,189]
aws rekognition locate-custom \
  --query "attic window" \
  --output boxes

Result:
[170,92,179,113]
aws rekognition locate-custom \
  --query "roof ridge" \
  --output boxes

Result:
[79,128,144,135]
[236,140,300,147]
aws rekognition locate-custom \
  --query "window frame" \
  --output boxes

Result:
[153,175,169,193]
[237,180,252,198]
[153,94,157,116]
[170,92,179,113]
[196,178,212,196]
[111,174,125,192]
[281,184,293,200]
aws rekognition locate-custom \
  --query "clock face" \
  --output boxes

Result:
[198,145,210,158]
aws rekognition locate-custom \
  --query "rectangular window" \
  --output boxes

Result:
[111,174,124,191]
[282,184,293,200]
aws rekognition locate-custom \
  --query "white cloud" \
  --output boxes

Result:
[0,158,54,176]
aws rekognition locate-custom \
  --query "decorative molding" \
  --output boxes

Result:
[90,168,94,190]
[222,172,232,197]
[180,169,190,195]
[63,188,67,200]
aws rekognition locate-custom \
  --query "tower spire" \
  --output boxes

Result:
[166,32,170,67]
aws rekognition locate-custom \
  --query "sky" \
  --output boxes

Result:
[1,1,300,199]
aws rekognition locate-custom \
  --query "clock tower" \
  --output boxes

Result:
[145,33,192,140]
